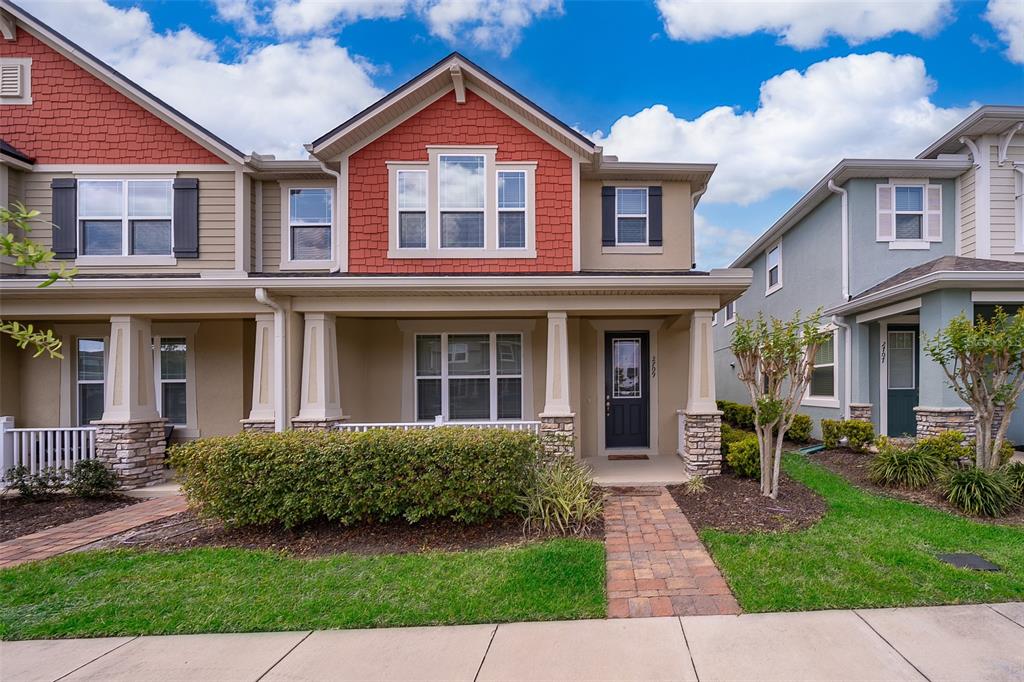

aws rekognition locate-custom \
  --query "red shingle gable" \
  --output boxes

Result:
[348,90,573,273]
[0,30,225,164]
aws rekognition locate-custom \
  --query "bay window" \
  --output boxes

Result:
[78,179,172,256]
[415,332,523,421]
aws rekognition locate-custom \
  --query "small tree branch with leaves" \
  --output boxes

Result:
[730,310,830,498]
[1,202,76,358]
[924,307,1024,471]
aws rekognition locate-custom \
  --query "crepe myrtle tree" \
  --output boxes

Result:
[0,203,76,358]
[924,307,1024,471]
[731,309,830,499]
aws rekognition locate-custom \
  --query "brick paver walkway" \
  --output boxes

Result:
[604,486,741,618]
[0,495,187,568]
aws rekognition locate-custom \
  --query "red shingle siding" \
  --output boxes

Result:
[0,30,225,164]
[348,90,573,273]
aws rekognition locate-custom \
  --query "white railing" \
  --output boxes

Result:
[337,417,541,435]
[0,417,97,481]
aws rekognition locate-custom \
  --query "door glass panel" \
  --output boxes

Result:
[612,338,642,398]
[888,331,915,389]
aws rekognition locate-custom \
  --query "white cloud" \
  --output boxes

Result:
[592,52,973,205]
[694,213,756,269]
[212,0,264,34]
[985,0,1024,64]
[421,0,562,56]
[271,0,407,36]
[18,0,384,158]
[656,0,953,49]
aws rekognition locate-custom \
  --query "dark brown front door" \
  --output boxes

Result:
[605,332,650,448]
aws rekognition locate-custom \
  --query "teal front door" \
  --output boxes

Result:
[886,326,919,437]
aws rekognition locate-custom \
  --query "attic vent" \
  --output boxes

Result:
[0,58,30,104]
[0,63,21,97]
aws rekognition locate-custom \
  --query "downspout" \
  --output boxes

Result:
[827,180,850,301]
[831,315,852,420]
[316,160,343,274]
[255,287,288,432]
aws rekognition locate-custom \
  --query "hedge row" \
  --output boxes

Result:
[716,400,812,444]
[170,428,541,528]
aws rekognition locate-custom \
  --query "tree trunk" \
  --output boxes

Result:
[760,426,775,497]
[975,405,995,471]
[770,429,786,499]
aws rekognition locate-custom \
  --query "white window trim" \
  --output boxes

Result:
[152,323,199,438]
[615,187,649,246]
[396,168,428,250]
[386,149,536,259]
[76,177,176,265]
[280,180,335,270]
[803,326,839,408]
[438,153,487,250]
[413,331,526,422]
[723,301,736,326]
[765,241,783,295]
[497,168,529,250]
[0,57,32,105]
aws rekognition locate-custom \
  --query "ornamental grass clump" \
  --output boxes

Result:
[943,466,1016,517]
[171,427,540,528]
[868,439,942,489]
[519,455,603,536]
[1003,461,1024,505]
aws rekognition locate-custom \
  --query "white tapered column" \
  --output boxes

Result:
[242,314,276,431]
[293,313,345,429]
[540,311,575,458]
[687,309,718,413]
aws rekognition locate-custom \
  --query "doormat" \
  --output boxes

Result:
[608,454,650,461]
[605,486,662,496]
[936,553,1001,571]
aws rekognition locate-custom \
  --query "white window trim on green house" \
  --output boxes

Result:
[765,241,782,296]
[802,326,840,409]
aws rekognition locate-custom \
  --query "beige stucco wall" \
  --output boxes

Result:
[21,169,237,274]
[194,320,248,438]
[0,334,24,421]
[5,322,61,427]
[580,180,694,271]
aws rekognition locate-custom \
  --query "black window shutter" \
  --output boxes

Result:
[173,178,199,259]
[648,186,663,247]
[50,178,77,260]
[601,186,615,246]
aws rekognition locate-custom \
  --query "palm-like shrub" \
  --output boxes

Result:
[1003,461,1024,504]
[944,466,1016,517]
[868,440,942,489]
[519,456,603,536]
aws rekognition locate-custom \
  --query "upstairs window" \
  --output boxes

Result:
[439,155,485,248]
[397,170,427,248]
[766,242,782,294]
[288,188,332,262]
[616,188,648,244]
[894,186,923,240]
[724,301,736,325]
[79,179,172,256]
[498,170,526,248]
[876,183,941,246]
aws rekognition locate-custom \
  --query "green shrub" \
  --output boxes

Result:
[520,455,603,536]
[915,431,971,466]
[1003,461,1024,504]
[726,436,760,479]
[721,423,753,447]
[944,466,1016,517]
[787,414,812,444]
[3,465,64,500]
[868,441,942,489]
[821,419,875,452]
[67,460,118,498]
[718,400,755,431]
[171,427,540,528]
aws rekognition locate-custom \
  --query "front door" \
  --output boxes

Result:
[886,326,919,437]
[605,332,650,448]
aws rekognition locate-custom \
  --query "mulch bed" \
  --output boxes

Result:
[668,471,826,533]
[814,448,1024,526]
[86,509,605,557]
[0,494,142,542]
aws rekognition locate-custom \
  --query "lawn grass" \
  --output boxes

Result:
[702,453,1024,613]
[0,538,605,640]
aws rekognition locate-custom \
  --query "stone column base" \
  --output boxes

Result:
[849,403,873,422]
[291,417,347,431]
[678,410,723,477]
[93,418,167,489]
[914,407,975,439]
[540,414,575,460]
[240,419,275,433]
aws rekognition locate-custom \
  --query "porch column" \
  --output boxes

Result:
[540,311,575,458]
[680,309,723,477]
[241,314,276,433]
[94,315,166,489]
[292,312,346,430]
[915,290,974,438]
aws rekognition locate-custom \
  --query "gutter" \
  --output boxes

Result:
[255,287,288,432]
[831,315,852,420]
[827,180,850,301]
[315,160,344,273]
[826,270,1024,317]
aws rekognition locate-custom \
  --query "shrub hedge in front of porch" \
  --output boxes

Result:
[171,427,540,528]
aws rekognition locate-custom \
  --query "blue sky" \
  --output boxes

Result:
[18,0,1024,267]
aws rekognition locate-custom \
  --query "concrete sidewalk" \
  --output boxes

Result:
[2,603,1021,682]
